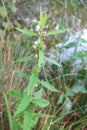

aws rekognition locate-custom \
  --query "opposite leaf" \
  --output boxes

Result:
[72,85,87,94]
[33,98,50,108]
[23,110,39,130]
[27,72,38,95]
[39,14,48,30]
[64,98,72,111]
[14,56,32,63]
[15,94,31,116]
[16,28,37,37]
[46,29,67,36]
[7,89,21,99]
[33,89,49,108]
[38,50,44,67]
[45,57,61,67]
[57,94,64,105]
[39,80,58,92]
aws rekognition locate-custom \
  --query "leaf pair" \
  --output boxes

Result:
[23,110,40,130]
[33,89,49,108]
[16,27,67,37]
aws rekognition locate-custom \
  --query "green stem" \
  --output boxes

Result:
[3,92,13,130]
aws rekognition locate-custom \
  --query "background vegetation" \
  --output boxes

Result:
[0,0,87,130]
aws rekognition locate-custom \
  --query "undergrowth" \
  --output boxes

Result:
[0,0,87,130]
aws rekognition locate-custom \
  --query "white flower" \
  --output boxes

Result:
[55,24,59,30]
[36,25,40,32]
[25,18,29,22]
[35,84,38,87]
[32,19,38,23]
[33,41,38,48]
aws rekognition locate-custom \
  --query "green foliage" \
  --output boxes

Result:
[15,94,31,116]
[23,110,40,130]
[7,89,21,98]
[46,29,67,36]
[33,89,50,108]
[64,97,72,111]
[39,7,48,31]
[11,11,65,130]
[27,72,38,95]
[72,84,87,94]
[3,93,14,130]
[9,3,17,13]
[45,57,61,67]
[11,117,18,130]
[1,1,87,129]
[38,50,44,67]
[64,42,76,49]
[16,28,37,37]
[15,70,29,79]
[14,56,32,63]
[71,0,78,8]
[39,13,48,30]
[57,94,64,104]
[0,6,8,17]
[39,80,58,92]
[64,37,87,49]
[77,37,87,43]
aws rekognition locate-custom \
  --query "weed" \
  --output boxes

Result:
[0,1,87,130]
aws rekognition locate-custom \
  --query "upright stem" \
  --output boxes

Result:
[3,92,13,130]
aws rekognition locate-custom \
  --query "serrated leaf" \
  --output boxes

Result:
[0,6,8,17]
[46,29,67,36]
[71,0,78,8]
[39,14,48,30]
[27,72,38,95]
[23,110,40,130]
[12,117,18,130]
[64,42,76,49]
[38,50,44,67]
[33,89,50,107]
[72,85,87,94]
[77,37,87,43]
[16,70,29,79]
[57,94,64,104]
[14,57,32,63]
[9,3,17,12]
[79,86,87,93]
[16,28,37,37]
[15,94,31,116]
[33,98,49,108]
[45,57,61,67]
[64,98,72,111]
[66,88,75,97]
[39,80,58,92]
[34,89,42,98]
[7,89,21,98]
